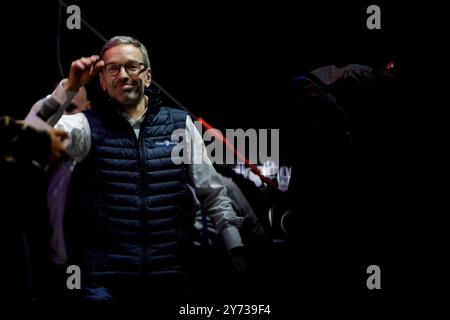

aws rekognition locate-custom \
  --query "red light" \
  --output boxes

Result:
[386,61,395,70]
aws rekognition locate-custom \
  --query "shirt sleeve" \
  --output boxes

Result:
[55,114,91,162]
[28,80,91,162]
[185,116,244,251]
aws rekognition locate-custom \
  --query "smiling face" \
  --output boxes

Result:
[99,44,151,106]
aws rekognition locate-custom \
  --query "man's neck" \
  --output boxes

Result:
[122,96,148,120]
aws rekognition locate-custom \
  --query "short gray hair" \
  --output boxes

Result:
[100,36,151,69]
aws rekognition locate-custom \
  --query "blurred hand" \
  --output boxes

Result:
[64,55,104,91]
[48,128,68,161]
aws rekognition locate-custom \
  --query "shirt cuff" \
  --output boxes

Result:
[220,227,244,251]
[53,79,78,106]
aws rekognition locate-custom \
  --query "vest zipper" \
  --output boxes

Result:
[127,117,148,278]
[137,126,148,277]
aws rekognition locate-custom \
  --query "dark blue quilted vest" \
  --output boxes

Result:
[66,105,194,285]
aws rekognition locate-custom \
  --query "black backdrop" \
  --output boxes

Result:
[0,1,401,123]
[0,0,405,315]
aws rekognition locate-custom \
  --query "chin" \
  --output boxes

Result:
[116,93,140,106]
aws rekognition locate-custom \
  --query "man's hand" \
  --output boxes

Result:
[64,55,104,91]
[48,128,68,162]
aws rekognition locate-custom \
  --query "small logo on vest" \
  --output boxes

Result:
[156,140,178,147]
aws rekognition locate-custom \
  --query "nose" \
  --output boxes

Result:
[117,65,130,79]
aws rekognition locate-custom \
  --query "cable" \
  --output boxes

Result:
[56,0,65,78]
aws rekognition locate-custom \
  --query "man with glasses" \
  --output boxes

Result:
[30,36,245,301]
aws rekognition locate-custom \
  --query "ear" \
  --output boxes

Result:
[99,72,107,91]
[144,68,152,88]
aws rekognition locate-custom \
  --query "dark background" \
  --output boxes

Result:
[0,0,401,124]
[0,0,406,315]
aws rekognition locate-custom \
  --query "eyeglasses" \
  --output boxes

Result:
[103,61,145,76]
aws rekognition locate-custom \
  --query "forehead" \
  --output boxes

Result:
[102,44,143,63]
